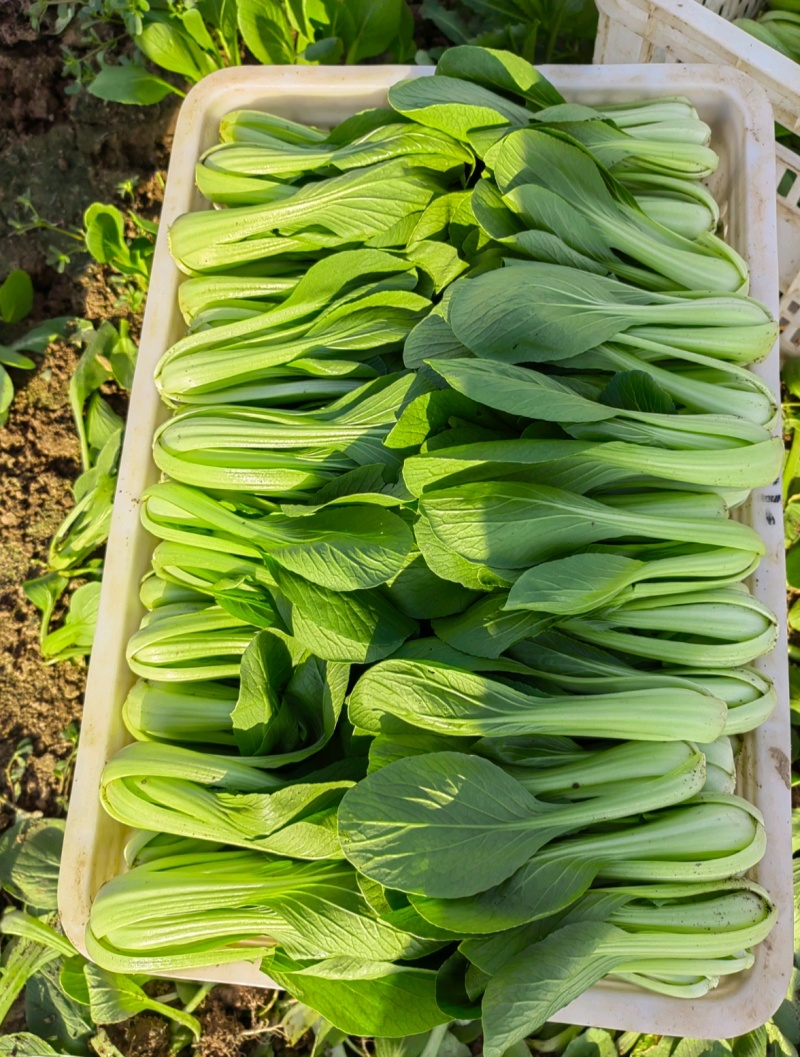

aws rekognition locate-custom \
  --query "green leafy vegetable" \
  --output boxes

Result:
[338,751,707,897]
[82,49,781,1040]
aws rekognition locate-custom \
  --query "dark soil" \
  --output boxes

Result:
[107,988,295,1057]
[0,5,176,826]
[0,336,87,820]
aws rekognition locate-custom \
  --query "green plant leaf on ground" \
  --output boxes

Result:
[25,958,95,1054]
[281,998,334,1046]
[49,426,121,573]
[0,1034,64,1057]
[85,393,123,455]
[88,64,184,105]
[0,937,61,1028]
[0,819,64,911]
[1,911,77,960]
[68,321,117,472]
[84,205,131,269]
[84,205,152,283]
[135,16,219,82]
[83,964,202,1039]
[730,1028,768,1057]
[303,36,344,61]
[0,347,35,369]
[341,0,415,63]
[41,581,102,663]
[12,317,81,355]
[563,1028,620,1057]
[0,365,14,425]
[23,572,70,647]
[420,0,472,45]
[0,269,34,324]
[59,956,91,1007]
[672,1041,734,1057]
[237,0,297,63]
[108,320,137,390]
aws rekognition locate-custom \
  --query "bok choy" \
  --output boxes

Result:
[86,45,781,1038]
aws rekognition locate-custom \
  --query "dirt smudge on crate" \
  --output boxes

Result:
[769,746,792,790]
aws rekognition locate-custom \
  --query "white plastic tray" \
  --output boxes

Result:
[59,63,792,1036]
[592,0,800,355]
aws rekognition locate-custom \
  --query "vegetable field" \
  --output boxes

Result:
[1,3,800,1057]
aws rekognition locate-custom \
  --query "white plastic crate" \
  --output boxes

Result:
[594,0,800,353]
[58,63,792,1037]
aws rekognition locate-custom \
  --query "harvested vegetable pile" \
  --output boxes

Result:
[735,0,800,62]
[85,46,781,1055]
